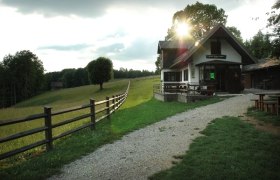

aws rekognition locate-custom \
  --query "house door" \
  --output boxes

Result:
[216,66,226,91]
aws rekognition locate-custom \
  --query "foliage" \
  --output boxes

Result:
[166,2,227,40]
[267,0,280,58]
[150,116,280,180]
[87,57,113,90]
[113,68,155,79]
[155,56,161,74]
[227,26,243,43]
[0,50,44,107]
[244,31,272,59]
[42,68,90,90]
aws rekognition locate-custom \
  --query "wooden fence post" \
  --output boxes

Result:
[116,94,119,108]
[44,106,53,151]
[112,95,115,113]
[106,96,110,119]
[90,99,96,130]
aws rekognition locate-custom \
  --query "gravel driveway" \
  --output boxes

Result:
[49,94,254,180]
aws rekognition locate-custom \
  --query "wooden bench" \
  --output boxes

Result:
[263,100,277,114]
[250,99,259,109]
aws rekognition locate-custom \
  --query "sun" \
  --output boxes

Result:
[175,22,191,38]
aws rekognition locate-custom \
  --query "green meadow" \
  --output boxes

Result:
[0,76,160,158]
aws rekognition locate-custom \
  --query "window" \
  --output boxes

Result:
[184,69,188,81]
[211,40,221,54]
[164,72,181,82]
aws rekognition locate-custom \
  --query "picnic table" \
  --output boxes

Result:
[253,91,280,116]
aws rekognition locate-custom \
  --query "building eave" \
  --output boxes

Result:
[169,24,257,68]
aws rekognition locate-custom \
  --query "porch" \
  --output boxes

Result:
[153,82,214,103]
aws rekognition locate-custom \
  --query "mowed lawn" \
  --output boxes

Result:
[150,116,280,180]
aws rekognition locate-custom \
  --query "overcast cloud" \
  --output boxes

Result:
[0,0,277,72]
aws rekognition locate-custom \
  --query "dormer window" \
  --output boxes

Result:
[211,40,221,55]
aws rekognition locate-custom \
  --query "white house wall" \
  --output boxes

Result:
[188,63,199,85]
[193,39,242,65]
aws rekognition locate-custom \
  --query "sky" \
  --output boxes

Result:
[0,0,277,72]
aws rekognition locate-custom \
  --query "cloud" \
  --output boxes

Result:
[1,0,190,17]
[38,44,91,51]
[95,43,125,55]
[115,39,157,60]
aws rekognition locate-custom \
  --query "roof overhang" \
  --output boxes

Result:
[169,24,257,68]
[196,60,241,66]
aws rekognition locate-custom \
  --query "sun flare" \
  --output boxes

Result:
[175,22,191,37]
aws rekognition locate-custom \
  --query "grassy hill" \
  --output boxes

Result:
[0,76,158,156]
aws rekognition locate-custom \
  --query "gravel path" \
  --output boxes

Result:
[49,94,254,180]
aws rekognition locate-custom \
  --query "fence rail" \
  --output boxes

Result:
[0,81,130,160]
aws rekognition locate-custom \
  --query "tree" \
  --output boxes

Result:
[244,31,272,59]
[166,2,227,40]
[267,0,280,57]
[227,26,243,43]
[87,57,113,90]
[155,56,161,74]
[61,68,76,88]
[74,68,90,87]
[1,50,44,105]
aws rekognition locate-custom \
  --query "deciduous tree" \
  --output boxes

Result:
[87,57,113,90]
[267,0,280,57]
[166,2,227,40]
[1,50,44,106]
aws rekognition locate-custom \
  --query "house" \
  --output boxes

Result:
[157,24,256,95]
[242,58,280,89]
[51,82,63,90]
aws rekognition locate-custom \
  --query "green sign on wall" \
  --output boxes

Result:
[210,72,215,79]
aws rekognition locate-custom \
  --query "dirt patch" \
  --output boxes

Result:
[241,115,280,136]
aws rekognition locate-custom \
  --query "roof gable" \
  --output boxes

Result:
[157,40,194,54]
[170,24,257,68]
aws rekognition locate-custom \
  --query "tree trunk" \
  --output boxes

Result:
[99,82,103,90]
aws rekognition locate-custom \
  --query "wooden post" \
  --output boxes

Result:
[112,95,115,113]
[117,94,120,108]
[106,96,110,119]
[44,106,53,151]
[90,99,96,130]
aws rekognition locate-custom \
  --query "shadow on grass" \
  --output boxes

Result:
[247,107,280,126]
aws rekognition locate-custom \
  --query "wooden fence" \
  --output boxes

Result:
[153,83,214,96]
[0,81,130,160]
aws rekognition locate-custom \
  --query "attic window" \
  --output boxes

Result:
[211,40,221,55]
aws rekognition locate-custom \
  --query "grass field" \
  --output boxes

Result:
[150,116,280,180]
[0,78,131,156]
[0,76,225,179]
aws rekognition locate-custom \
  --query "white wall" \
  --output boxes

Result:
[193,39,242,66]
[188,63,199,85]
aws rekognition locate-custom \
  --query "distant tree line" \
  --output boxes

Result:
[43,68,90,90]
[0,52,155,108]
[114,68,155,79]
